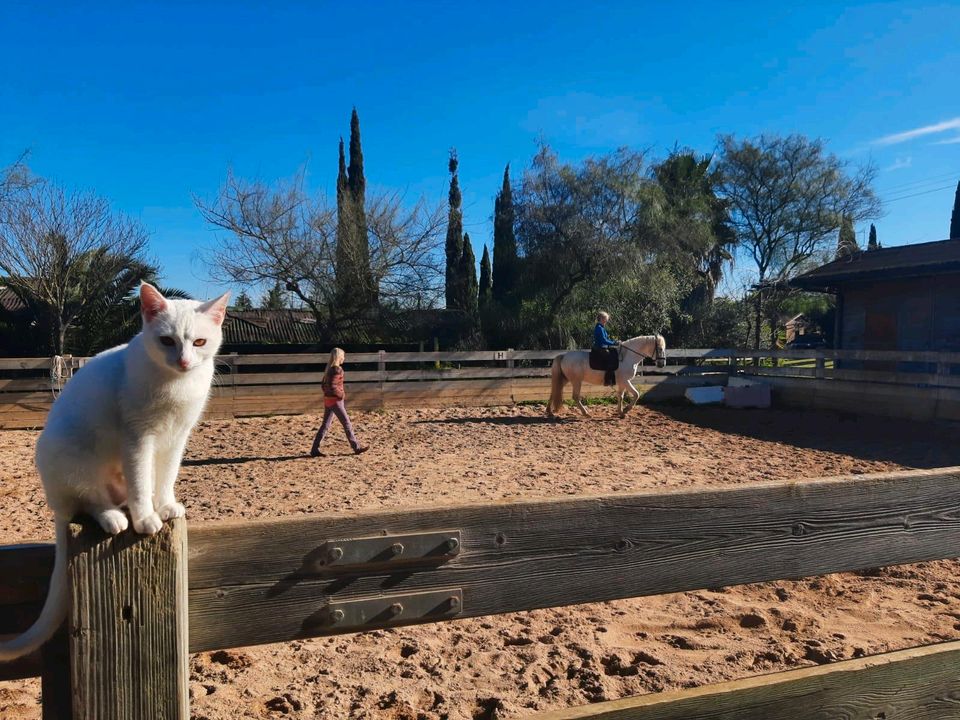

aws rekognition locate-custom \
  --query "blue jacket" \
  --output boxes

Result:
[594,323,617,348]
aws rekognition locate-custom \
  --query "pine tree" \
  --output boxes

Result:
[261,282,286,310]
[445,150,463,309]
[492,164,518,305]
[951,180,960,239]
[233,290,254,311]
[868,223,879,251]
[478,244,492,308]
[459,232,478,318]
[347,108,376,305]
[836,216,858,258]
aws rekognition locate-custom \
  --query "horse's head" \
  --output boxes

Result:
[654,334,667,368]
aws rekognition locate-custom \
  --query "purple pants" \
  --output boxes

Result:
[312,400,359,452]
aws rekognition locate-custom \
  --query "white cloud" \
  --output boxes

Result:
[884,156,912,171]
[932,135,960,145]
[872,117,960,146]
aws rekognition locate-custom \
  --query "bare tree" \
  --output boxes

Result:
[0,151,35,208]
[716,134,881,348]
[0,179,150,354]
[197,168,445,338]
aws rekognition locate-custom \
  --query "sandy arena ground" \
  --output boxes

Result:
[2,402,960,719]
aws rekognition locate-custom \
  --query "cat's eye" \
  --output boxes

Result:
[159,336,176,347]
[193,339,207,347]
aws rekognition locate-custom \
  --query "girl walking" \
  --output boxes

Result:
[310,348,368,457]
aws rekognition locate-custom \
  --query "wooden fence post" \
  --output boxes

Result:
[41,627,72,720]
[67,518,189,720]
[506,349,514,370]
[815,356,826,379]
[378,350,386,408]
[937,352,949,385]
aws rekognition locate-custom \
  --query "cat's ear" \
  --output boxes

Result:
[140,283,168,323]
[199,291,231,326]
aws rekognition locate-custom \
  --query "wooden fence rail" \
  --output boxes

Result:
[3,467,960,717]
[2,347,960,429]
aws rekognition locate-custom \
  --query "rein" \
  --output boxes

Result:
[618,338,663,365]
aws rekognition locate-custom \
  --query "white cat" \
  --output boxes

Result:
[0,282,229,661]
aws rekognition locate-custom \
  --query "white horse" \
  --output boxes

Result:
[546,335,667,419]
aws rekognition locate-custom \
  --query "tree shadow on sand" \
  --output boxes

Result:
[651,403,960,469]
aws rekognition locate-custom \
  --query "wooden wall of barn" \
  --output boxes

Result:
[838,273,960,353]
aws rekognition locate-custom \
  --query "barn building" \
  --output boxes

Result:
[791,238,960,353]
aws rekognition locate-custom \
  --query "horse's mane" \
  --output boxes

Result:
[623,334,661,343]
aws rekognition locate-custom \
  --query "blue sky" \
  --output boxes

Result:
[2,1,959,300]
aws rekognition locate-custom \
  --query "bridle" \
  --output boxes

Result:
[619,336,666,366]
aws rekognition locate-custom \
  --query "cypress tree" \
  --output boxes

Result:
[492,164,518,304]
[479,244,492,308]
[836,216,858,258]
[951,180,960,239]
[347,108,376,306]
[335,138,356,309]
[868,223,879,251]
[459,232,478,318]
[445,150,463,309]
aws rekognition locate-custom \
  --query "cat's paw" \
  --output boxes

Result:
[157,502,186,521]
[132,512,163,536]
[95,509,129,535]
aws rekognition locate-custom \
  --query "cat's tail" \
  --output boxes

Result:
[0,520,68,661]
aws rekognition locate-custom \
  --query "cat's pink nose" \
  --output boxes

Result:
[178,358,190,370]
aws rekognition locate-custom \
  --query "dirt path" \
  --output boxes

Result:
[2,404,959,719]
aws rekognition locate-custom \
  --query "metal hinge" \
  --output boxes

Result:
[312,530,461,572]
[317,588,463,631]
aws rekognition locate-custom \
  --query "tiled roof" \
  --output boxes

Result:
[222,308,464,345]
[0,286,27,314]
[223,310,321,345]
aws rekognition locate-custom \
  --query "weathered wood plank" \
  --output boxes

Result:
[68,519,189,720]
[226,352,380,365]
[743,366,818,378]
[185,467,960,652]
[230,370,379,385]
[0,358,53,370]
[530,639,960,720]
[230,382,379,398]
[742,348,960,363]
[41,627,71,720]
[0,392,55,411]
[0,377,54,392]
[0,414,48,429]
[384,368,553,381]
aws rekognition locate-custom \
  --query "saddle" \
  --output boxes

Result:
[589,347,619,386]
[589,347,619,371]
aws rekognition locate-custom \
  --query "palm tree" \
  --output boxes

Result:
[69,256,190,354]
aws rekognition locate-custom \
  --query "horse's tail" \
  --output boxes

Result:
[547,355,567,416]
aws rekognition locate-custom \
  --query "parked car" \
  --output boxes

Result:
[786,334,828,350]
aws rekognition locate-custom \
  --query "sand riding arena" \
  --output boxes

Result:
[3,397,960,719]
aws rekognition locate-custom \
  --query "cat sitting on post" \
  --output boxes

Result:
[0,282,230,661]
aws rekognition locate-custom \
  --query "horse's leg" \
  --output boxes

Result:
[623,377,642,415]
[572,380,590,417]
[617,377,625,418]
